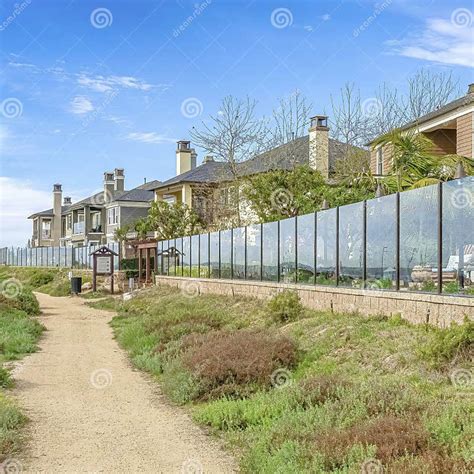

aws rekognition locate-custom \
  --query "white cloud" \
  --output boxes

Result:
[126,132,177,145]
[70,96,94,115]
[0,177,52,246]
[389,15,474,67]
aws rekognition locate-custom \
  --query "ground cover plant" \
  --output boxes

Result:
[101,284,474,473]
[0,270,45,461]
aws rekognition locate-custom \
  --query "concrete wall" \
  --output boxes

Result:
[155,276,474,328]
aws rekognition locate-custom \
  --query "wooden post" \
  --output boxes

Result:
[110,254,114,294]
[145,248,151,283]
[92,254,97,292]
[138,249,143,283]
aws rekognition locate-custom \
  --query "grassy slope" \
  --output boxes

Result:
[0,267,92,297]
[0,269,45,461]
[93,285,473,473]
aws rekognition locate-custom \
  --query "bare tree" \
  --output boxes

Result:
[190,96,268,225]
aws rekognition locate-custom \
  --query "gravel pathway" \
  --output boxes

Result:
[13,292,237,473]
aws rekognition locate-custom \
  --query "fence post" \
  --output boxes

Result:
[437,183,443,294]
[295,216,298,284]
[244,227,247,280]
[197,234,200,277]
[363,201,367,288]
[395,192,400,291]
[277,220,281,283]
[218,231,221,279]
[260,223,263,282]
[335,207,340,286]
[230,228,234,279]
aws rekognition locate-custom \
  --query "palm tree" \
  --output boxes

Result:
[134,218,150,241]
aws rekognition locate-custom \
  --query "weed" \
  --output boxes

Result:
[267,290,303,323]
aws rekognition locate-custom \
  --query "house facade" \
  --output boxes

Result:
[151,115,363,226]
[28,170,159,248]
[370,83,474,176]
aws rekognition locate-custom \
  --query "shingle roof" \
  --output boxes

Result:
[112,188,154,202]
[150,135,364,191]
[400,93,474,131]
[28,206,71,219]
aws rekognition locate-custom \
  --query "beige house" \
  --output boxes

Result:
[151,115,361,225]
[370,83,474,175]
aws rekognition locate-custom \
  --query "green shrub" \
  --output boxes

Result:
[420,319,474,366]
[0,393,27,460]
[267,290,303,323]
[28,269,55,288]
[0,290,40,316]
[0,367,13,389]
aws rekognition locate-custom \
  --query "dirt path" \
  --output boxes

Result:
[13,293,237,473]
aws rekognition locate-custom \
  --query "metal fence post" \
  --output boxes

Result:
[230,228,234,279]
[218,231,221,279]
[314,211,318,285]
[395,192,400,291]
[438,183,443,294]
[244,227,247,280]
[335,207,340,286]
[277,220,281,283]
[197,234,200,277]
[260,223,263,281]
[295,216,298,284]
[363,201,367,288]
[208,232,211,278]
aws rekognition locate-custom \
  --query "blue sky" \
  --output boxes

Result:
[0,0,473,246]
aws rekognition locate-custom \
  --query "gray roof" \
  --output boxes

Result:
[391,91,474,135]
[28,180,160,219]
[151,135,364,191]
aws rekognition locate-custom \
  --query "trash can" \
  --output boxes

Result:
[71,276,82,294]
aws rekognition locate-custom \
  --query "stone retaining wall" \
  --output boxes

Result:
[155,276,474,328]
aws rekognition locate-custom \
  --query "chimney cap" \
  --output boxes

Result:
[104,171,114,182]
[203,155,215,164]
[468,83,474,94]
[63,196,72,205]
[53,183,62,192]
[310,115,329,130]
[177,140,191,151]
[114,168,124,177]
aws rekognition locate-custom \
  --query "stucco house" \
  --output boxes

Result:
[28,169,159,248]
[370,83,474,176]
[151,115,364,225]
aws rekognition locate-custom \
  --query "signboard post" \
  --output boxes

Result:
[90,246,118,294]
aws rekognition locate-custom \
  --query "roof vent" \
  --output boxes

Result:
[203,155,215,164]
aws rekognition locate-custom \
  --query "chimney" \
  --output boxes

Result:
[176,140,197,175]
[103,172,115,203]
[468,83,474,94]
[52,184,62,245]
[203,155,215,164]
[309,115,329,179]
[114,168,125,192]
[63,196,72,206]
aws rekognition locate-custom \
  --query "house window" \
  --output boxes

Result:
[107,208,119,225]
[376,148,384,175]
[66,214,72,230]
[41,220,51,239]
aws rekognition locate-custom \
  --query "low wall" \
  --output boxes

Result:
[155,276,474,327]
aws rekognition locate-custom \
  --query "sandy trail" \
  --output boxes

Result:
[13,292,236,473]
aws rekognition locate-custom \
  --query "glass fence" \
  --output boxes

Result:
[0,243,120,270]
[157,176,474,296]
